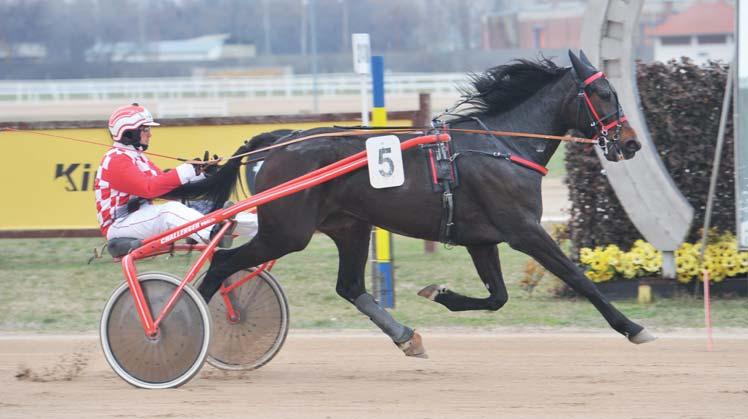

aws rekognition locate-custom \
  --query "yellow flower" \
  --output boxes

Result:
[642,259,660,274]
[620,253,638,279]
[585,268,613,283]
[739,253,748,273]
[590,259,607,272]
[578,233,748,283]
[726,266,740,277]
[580,248,594,265]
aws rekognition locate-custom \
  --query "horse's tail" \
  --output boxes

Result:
[163,129,297,210]
[163,144,246,211]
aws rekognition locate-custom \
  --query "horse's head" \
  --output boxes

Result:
[568,50,641,161]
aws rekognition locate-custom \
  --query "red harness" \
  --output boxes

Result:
[580,72,627,138]
[427,147,549,180]
[509,155,548,176]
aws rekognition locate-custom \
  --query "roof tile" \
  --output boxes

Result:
[651,0,734,36]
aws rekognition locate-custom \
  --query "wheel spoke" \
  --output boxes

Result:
[207,269,289,371]
[100,273,211,389]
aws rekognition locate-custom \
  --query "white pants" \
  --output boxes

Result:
[107,201,258,244]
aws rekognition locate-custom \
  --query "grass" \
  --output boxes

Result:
[545,145,566,178]
[1,233,745,332]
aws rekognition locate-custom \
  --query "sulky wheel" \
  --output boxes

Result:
[100,272,211,389]
[204,268,289,371]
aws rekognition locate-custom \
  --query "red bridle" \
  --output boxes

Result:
[578,71,629,159]
[580,71,627,137]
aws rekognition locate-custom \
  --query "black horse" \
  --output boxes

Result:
[181,51,654,357]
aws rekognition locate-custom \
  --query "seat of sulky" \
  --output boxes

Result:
[107,237,143,258]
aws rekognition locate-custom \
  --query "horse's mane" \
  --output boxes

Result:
[458,58,569,116]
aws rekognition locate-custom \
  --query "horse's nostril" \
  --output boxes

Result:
[626,140,641,152]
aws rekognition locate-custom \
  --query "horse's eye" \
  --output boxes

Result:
[598,91,612,100]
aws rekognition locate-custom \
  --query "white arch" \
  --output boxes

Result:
[581,0,694,257]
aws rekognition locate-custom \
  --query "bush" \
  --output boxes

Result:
[565,59,734,256]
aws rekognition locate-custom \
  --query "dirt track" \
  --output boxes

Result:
[1,330,747,419]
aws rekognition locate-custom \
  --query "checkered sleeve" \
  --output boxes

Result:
[105,153,182,199]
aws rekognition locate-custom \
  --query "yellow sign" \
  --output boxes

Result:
[1,121,409,232]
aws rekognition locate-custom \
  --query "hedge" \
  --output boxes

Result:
[564,59,734,256]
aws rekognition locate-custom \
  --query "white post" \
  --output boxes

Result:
[360,76,369,126]
[699,57,734,267]
[352,33,371,126]
[736,2,748,249]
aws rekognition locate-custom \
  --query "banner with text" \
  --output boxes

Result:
[1,121,410,233]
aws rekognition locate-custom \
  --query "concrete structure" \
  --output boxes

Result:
[481,0,694,57]
[649,0,735,64]
[582,0,695,278]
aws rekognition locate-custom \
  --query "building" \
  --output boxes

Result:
[480,0,695,59]
[481,1,586,50]
[0,42,47,61]
[86,34,255,63]
[649,0,735,65]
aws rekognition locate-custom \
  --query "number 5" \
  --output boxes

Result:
[378,147,394,177]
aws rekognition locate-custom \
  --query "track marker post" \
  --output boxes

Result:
[697,51,734,351]
[369,55,395,308]
[702,269,714,351]
[637,284,652,304]
[351,33,371,126]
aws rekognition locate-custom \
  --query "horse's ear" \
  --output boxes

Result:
[579,50,595,68]
[569,50,583,71]
[569,49,596,80]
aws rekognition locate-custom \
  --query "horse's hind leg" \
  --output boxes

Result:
[509,224,655,344]
[419,244,509,312]
[198,213,318,302]
[321,218,426,358]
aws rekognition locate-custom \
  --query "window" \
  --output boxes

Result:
[697,34,727,44]
[660,36,691,45]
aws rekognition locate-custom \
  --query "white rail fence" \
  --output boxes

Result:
[0,73,467,103]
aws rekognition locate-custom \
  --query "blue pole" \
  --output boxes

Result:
[370,55,394,308]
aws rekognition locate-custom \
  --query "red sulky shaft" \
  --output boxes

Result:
[137,133,450,250]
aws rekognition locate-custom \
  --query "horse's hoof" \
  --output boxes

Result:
[417,284,447,301]
[628,329,657,344]
[397,332,428,358]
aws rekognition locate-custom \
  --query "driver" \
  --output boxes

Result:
[94,103,258,244]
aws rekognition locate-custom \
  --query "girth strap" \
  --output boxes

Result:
[441,186,455,244]
[422,141,459,244]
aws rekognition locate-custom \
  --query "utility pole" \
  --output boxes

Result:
[137,0,147,59]
[309,0,319,112]
[300,0,308,56]
[339,0,350,51]
[262,0,272,54]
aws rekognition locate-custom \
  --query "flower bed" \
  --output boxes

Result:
[520,228,748,300]
[593,277,748,301]
[580,233,748,285]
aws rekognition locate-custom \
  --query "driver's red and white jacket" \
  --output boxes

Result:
[94,144,200,236]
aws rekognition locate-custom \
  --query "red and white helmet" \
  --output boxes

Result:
[108,103,160,142]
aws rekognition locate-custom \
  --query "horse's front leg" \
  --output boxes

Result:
[508,223,656,344]
[418,244,509,312]
[322,219,426,358]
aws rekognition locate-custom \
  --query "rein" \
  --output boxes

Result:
[1,120,598,166]
[0,127,187,162]
[230,127,596,165]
